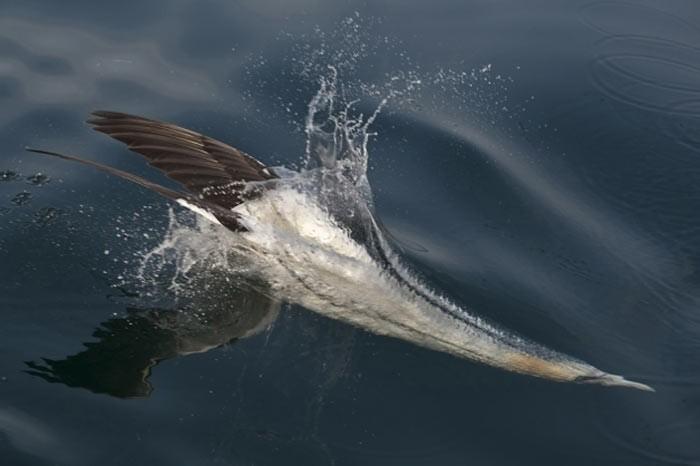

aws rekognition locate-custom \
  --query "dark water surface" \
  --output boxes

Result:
[2,1,700,465]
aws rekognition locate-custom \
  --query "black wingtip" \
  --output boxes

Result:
[26,147,69,159]
[87,110,122,127]
[90,110,130,119]
[89,110,144,125]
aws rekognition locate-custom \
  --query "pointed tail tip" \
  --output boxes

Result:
[578,373,655,392]
[603,374,655,392]
[25,147,55,156]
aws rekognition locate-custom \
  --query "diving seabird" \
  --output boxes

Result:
[28,111,653,392]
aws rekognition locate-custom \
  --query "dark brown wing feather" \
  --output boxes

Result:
[88,111,276,210]
[26,148,245,231]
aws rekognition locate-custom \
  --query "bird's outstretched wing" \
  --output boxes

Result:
[28,111,278,231]
[88,110,276,210]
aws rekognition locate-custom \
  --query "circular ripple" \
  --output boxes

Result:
[580,1,700,41]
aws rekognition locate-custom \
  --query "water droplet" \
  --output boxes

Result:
[11,191,31,206]
[34,207,61,226]
[26,172,51,186]
[0,170,20,182]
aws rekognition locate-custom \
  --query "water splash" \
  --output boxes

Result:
[127,59,414,305]
[303,66,419,183]
[133,208,257,300]
[129,15,530,310]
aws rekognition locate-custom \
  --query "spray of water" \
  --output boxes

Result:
[130,65,398,301]
[127,16,526,313]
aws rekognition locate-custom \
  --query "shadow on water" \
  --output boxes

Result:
[24,274,280,399]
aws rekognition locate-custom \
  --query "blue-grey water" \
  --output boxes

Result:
[2,1,700,465]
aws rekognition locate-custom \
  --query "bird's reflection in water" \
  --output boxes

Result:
[25,274,280,398]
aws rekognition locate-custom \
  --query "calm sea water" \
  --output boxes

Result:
[2,1,700,465]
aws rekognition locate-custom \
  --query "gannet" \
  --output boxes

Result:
[28,110,652,391]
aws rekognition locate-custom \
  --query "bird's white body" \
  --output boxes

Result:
[202,185,650,389]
